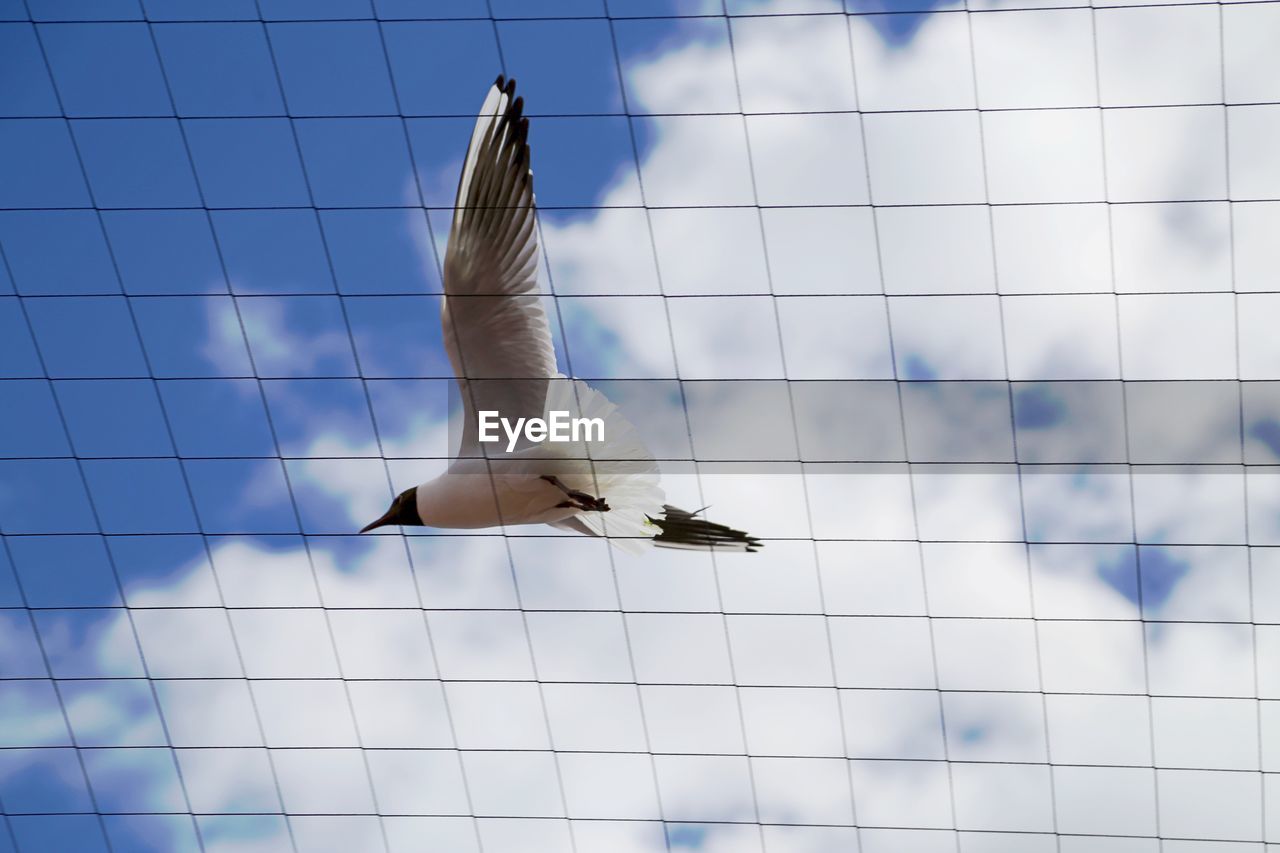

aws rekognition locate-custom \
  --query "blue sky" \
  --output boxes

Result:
[4,1,1280,851]
[1,7,738,851]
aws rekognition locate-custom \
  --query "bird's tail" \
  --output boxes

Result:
[649,505,763,553]
[541,378,664,554]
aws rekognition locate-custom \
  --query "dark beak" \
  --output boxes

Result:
[359,506,398,534]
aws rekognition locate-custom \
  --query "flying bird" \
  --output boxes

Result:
[361,76,760,553]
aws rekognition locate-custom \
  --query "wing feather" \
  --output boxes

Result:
[650,506,763,552]
[442,77,558,454]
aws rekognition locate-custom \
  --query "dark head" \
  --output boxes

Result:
[360,487,422,533]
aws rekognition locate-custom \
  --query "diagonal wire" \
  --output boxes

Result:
[7,529,1276,547]
[1217,0,1269,844]
[215,6,451,851]
[838,4,968,849]
[963,1,1066,848]
[0,534,115,852]
[14,11,220,850]
[21,97,1280,119]
[1,608,1276,626]
[365,10,492,853]
[23,12,300,849]
[1090,3,1167,850]
[135,5,403,850]
[16,0,1280,25]
[434,8,587,851]
[527,3,694,849]
[0,810,1268,846]
[721,5,867,847]
[0,677,1272,708]
[11,285,1280,298]
[10,195,1280,211]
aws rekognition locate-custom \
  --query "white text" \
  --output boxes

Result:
[477,410,605,452]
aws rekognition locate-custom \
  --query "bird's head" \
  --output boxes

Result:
[360,487,423,533]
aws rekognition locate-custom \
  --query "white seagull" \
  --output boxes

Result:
[360,76,760,553]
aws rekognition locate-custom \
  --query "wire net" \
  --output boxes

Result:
[2,1,1279,852]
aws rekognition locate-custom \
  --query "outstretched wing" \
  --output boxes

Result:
[650,506,763,552]
[443,76,557,453]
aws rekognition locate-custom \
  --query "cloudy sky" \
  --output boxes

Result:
[3,0,1280,851]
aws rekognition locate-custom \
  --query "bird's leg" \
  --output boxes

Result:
[542,475,610,512]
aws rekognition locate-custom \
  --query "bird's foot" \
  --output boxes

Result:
[543,475,610,513]
[556,496,611,512]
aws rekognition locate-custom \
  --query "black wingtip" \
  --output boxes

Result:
[495,73,505,90]
[503,76,517,97]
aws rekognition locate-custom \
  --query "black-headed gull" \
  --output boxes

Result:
[361,77,759,554]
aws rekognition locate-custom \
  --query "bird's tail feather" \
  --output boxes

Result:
[650,505,763,553]
[542,378,663,553]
